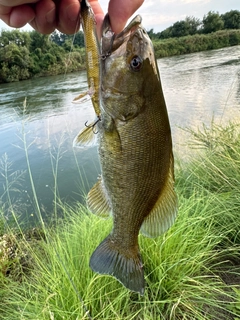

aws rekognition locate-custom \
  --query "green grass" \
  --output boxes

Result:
[1,120,240,319]
[229,288,240,319]
[178,121,240,244]
[153,30,240,58]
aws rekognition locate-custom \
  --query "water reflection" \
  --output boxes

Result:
[159,45,240,135]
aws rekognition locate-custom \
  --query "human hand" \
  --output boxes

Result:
[0,0,81,34]
[90,0,144,38]
[0,0,144,35]
[108,0,144,34]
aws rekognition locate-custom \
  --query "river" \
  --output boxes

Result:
[0,45,240,224]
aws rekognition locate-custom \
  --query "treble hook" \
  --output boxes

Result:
[85,116,101,134]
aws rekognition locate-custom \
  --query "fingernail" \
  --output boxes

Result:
[66,4,79,22]
[45,7,56,24]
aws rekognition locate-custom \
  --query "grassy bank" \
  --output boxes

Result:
[1,28,240,82]
[153,29,240,58]
[1,121,240,319]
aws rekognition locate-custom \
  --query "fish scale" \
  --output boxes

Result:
[72,0,101,118]
[75,3,178,295]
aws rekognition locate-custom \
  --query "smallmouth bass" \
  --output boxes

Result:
[75,9,178,295]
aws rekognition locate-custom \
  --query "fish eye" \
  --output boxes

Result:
[130,56,142,71]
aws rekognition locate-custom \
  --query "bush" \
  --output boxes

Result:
[153,30,240,58]
[1,121,240,319]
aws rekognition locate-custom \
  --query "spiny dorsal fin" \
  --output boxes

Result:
[87,178,111,217]
[73,122,97,148]
[140,154,178,238]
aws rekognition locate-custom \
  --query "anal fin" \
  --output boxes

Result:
[141,154,178,238]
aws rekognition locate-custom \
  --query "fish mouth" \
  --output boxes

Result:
[101,14,142,58]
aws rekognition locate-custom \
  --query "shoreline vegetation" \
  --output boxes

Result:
[1,8,240,319]
[0,9,240,83]
[1,120,240,319]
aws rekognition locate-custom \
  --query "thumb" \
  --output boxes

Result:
[108,0,144,34]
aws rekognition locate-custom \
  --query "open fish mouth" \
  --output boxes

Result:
[101,15,143,58]
[75,0,177,294]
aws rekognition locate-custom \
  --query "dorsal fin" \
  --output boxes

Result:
[140,154,178,238]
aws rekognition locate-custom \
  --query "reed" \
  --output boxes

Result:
[0,120,240,319]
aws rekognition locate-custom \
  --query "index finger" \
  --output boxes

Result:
[0,0,38,6]
[87,0,104,38]
[108,0,144,33]
[0,4,36,27]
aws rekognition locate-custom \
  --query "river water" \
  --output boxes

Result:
[0,45,240,223]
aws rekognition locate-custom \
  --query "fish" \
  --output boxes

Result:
[75,11,178,295]
[73,0,101,119]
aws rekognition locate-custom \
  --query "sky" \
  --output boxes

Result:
[0,0,239,33]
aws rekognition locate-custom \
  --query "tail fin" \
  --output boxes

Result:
[89,235,144,295]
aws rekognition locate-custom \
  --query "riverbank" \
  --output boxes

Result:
[1,120,240,319]
[0,29,240,83]
[154,29,240,58]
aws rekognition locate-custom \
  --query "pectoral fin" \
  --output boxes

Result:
[141,155,178,238]
[87,178,111,217]
[73,121,97,148]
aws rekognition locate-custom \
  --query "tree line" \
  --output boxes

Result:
[0,9,240,83]
[0,30,86,83]
[148,10,240,58]
[148,10,240,39]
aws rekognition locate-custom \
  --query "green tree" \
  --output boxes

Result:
[50,30,62,46]
[221,10,240,29]
[50,31,85,48]
[0,43,32,82]
[147,28,156,39]
[0,28,85,81]
[48,44,65,63]
[29,30,50,53]
[202,11,224,34]
[185,16,201,35]
[62,39,73,52]
[159,26,173,39]
[63,32,85,47]
[42,52,56,67]
[73,31,85,47]
[159,16,200,39]
[171,20,190,37]
[0,30,31,48]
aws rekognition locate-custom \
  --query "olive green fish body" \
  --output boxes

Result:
[76,13,178,294]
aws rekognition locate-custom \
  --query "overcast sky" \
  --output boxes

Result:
[0,0,239,33]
